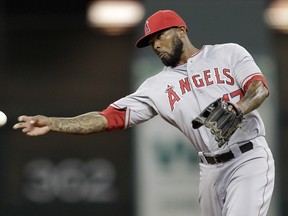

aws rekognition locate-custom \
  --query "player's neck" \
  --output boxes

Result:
[177,44,199,66]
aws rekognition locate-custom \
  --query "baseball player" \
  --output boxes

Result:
[13,10,274,216]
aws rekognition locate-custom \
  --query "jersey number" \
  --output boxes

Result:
[222,89,244,101]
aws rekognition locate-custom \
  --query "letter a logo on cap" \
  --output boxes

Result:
[144,21,151,34]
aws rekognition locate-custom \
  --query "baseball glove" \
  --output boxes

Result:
[192,98,244,147]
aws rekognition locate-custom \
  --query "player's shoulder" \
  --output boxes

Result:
[205,43,244,51]
[131,69,170,95]
[140,66,184,86]
[136,68,166,87]
[204,43,249,59]
[144,67,175,81]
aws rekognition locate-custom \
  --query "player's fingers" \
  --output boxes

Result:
[227,105,233,111]
[17,115,33,123]
[12,123,20,129]
[13,117,35,130]
[18,115,28,121]
[13,122,28,129]
[26,130,44,136]
[26,132,39,136]
[22,127,39,136]
[22,127,30,133]
[30,115,49,126]
[18,115,42,126]
[26,127,50,136]
[227,105,237,114]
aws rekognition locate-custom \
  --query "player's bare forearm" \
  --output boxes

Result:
[236,80,269,115]
[13,112,109,136]
[50,112,108,134]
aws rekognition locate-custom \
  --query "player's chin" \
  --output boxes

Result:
[161,56,179,67]
[161,59,172,67]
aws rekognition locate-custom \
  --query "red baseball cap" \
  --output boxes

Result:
[136,10,188,48]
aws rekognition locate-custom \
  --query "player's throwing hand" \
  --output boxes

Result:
[13,115,51,136]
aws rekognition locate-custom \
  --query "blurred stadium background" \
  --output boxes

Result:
[0,0,287,215]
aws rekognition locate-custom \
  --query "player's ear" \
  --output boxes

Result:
[177,26,187,38]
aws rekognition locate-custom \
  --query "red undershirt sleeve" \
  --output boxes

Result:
[100,106,126,131]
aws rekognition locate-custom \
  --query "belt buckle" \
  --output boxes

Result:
[213,154,221,164]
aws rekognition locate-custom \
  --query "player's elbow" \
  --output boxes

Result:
[258,82,269,103]
[263,85,269,99]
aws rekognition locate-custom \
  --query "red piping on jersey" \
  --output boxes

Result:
[177,46,205,67]
[191,46,205,58]
[242,73,269,92]
[100,106,126,131]
[241,73,261,86]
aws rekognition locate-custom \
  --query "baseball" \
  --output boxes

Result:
[0,111,7,127]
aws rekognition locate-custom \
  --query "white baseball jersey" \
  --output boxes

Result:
[109,43,274,216]
[111,43,266,152]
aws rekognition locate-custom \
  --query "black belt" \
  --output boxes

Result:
[202,142,253,165]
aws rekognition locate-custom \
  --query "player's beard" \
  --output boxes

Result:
[160,35,183,67]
